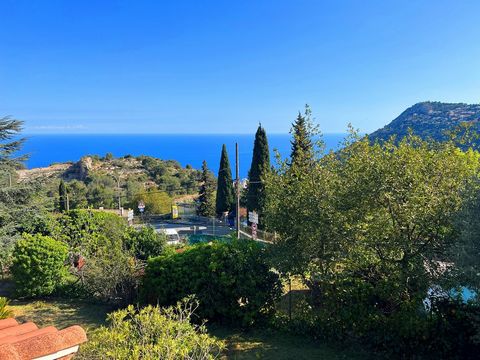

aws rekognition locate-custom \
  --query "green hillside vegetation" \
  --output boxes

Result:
[369,101,480,143]
[15,154,202,212]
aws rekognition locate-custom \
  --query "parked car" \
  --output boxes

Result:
[157,228,181,245]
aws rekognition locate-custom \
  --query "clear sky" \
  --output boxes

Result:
[1,0,479,134]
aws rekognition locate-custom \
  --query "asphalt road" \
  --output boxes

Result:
[147,218,233,237]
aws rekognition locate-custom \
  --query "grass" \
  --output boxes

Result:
[212,326,372,360]
[8,298,115,333]
[6,297,373,359]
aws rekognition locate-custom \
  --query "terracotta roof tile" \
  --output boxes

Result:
[0,322,38,340]
[0,318,19,330]
[0,319,87,360]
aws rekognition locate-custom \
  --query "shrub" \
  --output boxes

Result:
[11,233,68,297]
[0,297,13,319]
[125,226,167,260]
[81,246,141,304]
[54,209,128,256]
[78,297,225,360]
[142,240,282,326]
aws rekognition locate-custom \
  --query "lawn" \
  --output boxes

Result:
[212,326,372,360]
[7,297,373,359]
[8,298,114,333]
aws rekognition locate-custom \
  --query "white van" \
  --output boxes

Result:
[158,228,181,245]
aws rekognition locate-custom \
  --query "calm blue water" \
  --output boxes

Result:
[21,133,346,178]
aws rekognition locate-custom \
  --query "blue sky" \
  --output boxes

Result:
[1,0,479,134]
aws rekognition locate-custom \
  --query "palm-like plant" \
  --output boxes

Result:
[0,297,13,319]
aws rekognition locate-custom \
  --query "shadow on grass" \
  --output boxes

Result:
[210,326,373,360]
[8,298,115,332]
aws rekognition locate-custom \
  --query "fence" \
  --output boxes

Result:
[239,224,277,244]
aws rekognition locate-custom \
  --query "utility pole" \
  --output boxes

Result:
[8,173,12,187]
[235,142,240,239]
[112,174,121,211]
[117,177,121,211]
[66,192,70,212]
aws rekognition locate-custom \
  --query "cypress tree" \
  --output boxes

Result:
[215,144,235,216]
[58,180,67,212]
[197,160,216,217]
[246,124,270,227]
[290,104,315,168]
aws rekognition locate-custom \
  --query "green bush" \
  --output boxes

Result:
[11,233,68,297]
[54,209,127,256]
[0,297,13,319]
[125,226,167,260]
[142,241,282,326]
[278,275,480,359]
[78,297,225,360]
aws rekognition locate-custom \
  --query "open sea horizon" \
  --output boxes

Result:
[21,133,346,178]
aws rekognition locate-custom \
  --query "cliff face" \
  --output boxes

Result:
[17,156,145,183]
[369,102,480,142]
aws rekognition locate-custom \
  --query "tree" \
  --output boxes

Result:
[197,160,216,217]
[11,233,68,297]
[450,181,480,292]
[133,189,172,215]
[0,116,26,169]
[289,105,317,169]
[215,144,235,216]
[266,132,480,297]
[66,180,88,209]
[86,174,116,208]
[0,116,39,278]
[246,124,270,226]
[58,180,68,212]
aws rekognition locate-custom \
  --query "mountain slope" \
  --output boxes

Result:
[369,102,480,142]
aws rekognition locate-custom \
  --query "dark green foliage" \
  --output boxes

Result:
[11,233,68,297]
[290,105,315,168]
[281,278,480,359]
[197,160,216,217]
[142,241,282,326]
[125,226,167,260]
[451,184,480,294]
[215,144,235,216]
[65,180,88,209]
[58,179,68,211]
[0,116,26,168]
[246,125,270,227]
[139,156,200,195]
[54,209,127,256]
[266,127,480,357]
[86,174,116,208]
[54,209,142,303]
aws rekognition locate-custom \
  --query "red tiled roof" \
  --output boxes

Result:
[0,318,87,360]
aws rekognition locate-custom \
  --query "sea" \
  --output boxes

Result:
[20,133,346,178]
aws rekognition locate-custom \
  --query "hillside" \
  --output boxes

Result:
[369,102,480,142]
[15,155,202,209]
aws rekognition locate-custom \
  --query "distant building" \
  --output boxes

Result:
[98,207,134,225]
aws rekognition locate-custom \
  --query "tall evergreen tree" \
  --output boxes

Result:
[290,105,315,168]
[215,144,235,216]
[246,124,270,227]
[59,180,68,212]
[0,116,26,169]
[197,160,216,217]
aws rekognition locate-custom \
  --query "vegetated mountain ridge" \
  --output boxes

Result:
[369,102,480,142]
